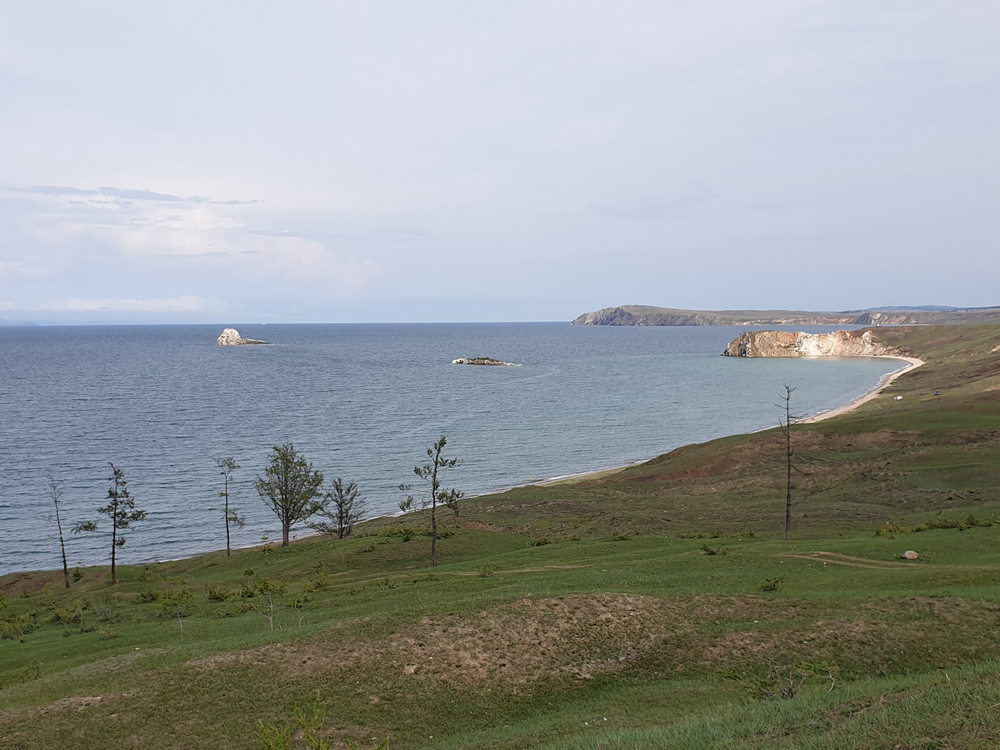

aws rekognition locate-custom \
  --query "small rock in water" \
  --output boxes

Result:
[902,550,919,560]
[452,357,521,366]
[217,328,270,346]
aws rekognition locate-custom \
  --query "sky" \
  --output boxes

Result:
[1,1,998,324]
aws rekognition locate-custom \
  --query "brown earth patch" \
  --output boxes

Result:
[184,594,1000,697]
[457,520,505,532]
[190,594,784,687]
[283,593,681,687]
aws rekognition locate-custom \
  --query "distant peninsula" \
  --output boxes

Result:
[570,304,1000,327]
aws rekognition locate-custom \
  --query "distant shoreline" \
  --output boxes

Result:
[537,354,924,488]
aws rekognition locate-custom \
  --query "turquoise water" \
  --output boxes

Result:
[0,322,901,574]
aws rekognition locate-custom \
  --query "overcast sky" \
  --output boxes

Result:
[1,2,997,324]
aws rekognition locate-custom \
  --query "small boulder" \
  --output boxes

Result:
[902,550,919,560]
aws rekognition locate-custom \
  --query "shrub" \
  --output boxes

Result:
[206,585,232,602]
[1,612,39,642]
[761,576,785,593]
[876,513,999,536]
[305,574,331,592]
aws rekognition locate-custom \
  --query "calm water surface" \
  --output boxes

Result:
[0,323,902,574]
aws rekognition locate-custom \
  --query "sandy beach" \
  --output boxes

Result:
[540,354,925,487]
[802,356,924,423]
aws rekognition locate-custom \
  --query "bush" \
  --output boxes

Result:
[876,513,999,536]
[305,574,331,592]
[206,585,233,602]
[1,612,38,642]
[761,576,785,593]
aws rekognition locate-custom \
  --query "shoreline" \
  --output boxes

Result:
[3,356,927,575]
[539,354,925,487]
[801,355,924,424]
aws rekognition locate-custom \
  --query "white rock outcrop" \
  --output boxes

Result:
[723,329,905,358]
[217,328,270,346]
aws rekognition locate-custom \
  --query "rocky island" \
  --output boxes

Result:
[217,328,271,346]
[452,357,521,366]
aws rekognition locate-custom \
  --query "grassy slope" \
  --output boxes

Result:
[2,325,999,749]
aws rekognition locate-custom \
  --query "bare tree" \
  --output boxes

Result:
[73,463,147,585]
[214,457,245,556]
[309,477,367,539]
[777,385,804,541]
[255,443,324,547]
[48,478,71,589]
[399,435,463,567]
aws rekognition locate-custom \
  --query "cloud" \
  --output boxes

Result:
[596,188,716,219]
[34,295,216,313]
[0,183,261,205]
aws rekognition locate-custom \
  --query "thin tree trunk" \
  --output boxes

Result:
[431,454,439,567]
[784,389,792,542]
[785,431,792,541]
[111,520,118,585]
[431,503,438,568]
[225,475,231,556]
[282,523,290,547]
[53,492,70,589]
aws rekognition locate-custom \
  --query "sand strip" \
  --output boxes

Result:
[803,356,924,424]
[540,354,924,487]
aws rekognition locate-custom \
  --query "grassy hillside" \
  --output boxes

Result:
[2,325,999,749]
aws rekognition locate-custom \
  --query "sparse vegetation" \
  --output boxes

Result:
[309,477,367,540]
[215,456,245,556]
[70,462,147,585]
[255,443,325,547]
[2,325,1000,749]
[399,435,463,567]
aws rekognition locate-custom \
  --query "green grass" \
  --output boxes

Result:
[2,324,1000,749]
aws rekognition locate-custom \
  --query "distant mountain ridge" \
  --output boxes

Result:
[570,304,1000,327]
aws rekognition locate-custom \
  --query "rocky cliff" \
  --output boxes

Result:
[571,304,1000,327]
[722,329,908,358]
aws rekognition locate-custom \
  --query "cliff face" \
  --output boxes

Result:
[722,329,907,358]
[571,304,1000,327]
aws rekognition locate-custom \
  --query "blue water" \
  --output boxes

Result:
[0,323,902,575]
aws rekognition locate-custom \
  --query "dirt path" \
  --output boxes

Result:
[785,551,918,568]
